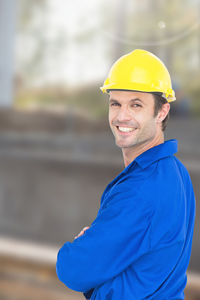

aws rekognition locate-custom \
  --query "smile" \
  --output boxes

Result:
[118,126,136,132]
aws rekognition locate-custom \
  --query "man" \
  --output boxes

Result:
[56,49,195,300]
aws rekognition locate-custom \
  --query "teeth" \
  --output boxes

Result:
[118,126,135,132]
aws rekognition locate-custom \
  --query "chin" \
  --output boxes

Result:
[115,140,134,149]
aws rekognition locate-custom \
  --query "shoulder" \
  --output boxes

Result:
[139,154,191,189]
[136,154,194,213]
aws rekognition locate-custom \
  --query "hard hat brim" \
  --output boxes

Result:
[100,82,176,102]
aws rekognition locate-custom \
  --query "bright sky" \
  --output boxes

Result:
[48,0,100,36]
[16,0,110,88]
[41,0,109,87]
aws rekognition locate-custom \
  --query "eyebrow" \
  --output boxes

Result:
[109,98,145,104]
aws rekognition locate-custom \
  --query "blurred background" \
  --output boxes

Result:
[0,0,200,299]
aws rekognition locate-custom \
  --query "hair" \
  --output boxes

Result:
[152,93,169,131]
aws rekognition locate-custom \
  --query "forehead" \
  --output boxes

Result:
[109,90,155,104]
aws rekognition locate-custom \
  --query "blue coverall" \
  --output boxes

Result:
[56,139,196,300]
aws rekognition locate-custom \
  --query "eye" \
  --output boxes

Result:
[110,102,120,107]
[132,103,142,108]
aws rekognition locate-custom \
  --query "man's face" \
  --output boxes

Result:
[109,90,162,150]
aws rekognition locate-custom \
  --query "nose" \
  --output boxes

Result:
[117,106,132,122]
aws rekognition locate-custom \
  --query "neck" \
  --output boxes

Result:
[122,132,164,167]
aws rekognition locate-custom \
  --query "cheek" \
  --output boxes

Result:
[138,109,155,123]
[138,113,157,132]
[108,111,112,124]
[109,110,116,125]
[143,117,157,135]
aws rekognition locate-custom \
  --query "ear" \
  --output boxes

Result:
[156,103,170,124]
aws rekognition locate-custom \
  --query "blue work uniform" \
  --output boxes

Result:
[56,139,195,300]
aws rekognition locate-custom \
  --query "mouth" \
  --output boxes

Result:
[117,126,137,133]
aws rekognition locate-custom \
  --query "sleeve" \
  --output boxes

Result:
[56,187,152,293]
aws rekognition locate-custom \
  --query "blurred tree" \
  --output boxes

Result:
[16,0,68,87]
[16,0,48,84]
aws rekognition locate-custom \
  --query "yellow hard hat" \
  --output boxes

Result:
[100,49,176,102]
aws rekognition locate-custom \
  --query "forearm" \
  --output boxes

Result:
[56,190,151,292]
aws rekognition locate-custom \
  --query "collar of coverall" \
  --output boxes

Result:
[129,139,178,170]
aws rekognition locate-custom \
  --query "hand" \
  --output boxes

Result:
[75,227,90,239]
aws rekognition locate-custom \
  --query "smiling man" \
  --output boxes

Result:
[108,90,170,167]
[56,50,196,300]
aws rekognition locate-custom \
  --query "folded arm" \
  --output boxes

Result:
[56,188,151,292]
